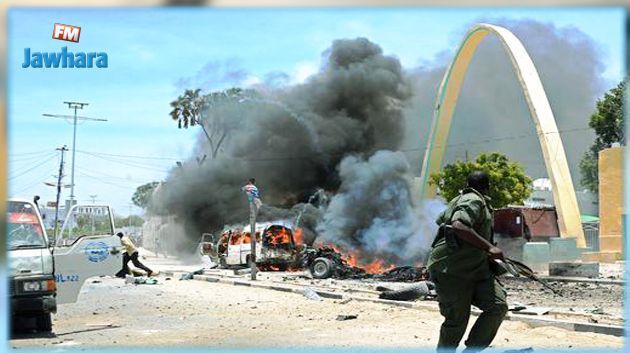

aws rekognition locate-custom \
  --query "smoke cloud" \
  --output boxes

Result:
[317,151,444,265]
[151,37,415,255]
[152,19,611,263]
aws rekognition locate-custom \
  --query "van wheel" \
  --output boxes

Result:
[36,313,52,332]
[310,257,334,279]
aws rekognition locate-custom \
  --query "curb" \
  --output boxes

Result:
[505,275,624,286]
[190,274,624,337]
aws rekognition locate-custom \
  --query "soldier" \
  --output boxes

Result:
[427,171,508,352]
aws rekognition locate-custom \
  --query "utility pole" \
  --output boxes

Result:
[43,102,107,205]
[248,201,257,280]
[128,203,133,229]
[53,145,68,242]
[241,179,260,280]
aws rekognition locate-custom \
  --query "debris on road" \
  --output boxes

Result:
[179,269,204,280]
[508,303,527,312]
[126,276,159,285]
[234,268,252,275]
[378,282,435,302]
[588,308,606,315]
[303,287,323,301]
[502,348,534,353]
[336,314,358,321]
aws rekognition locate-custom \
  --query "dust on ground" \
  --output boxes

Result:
[10,272,624,349]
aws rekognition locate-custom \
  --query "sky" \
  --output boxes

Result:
[7,7,626,216]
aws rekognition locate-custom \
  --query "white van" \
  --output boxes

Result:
[8,199,121,332]
[216,222,300,270]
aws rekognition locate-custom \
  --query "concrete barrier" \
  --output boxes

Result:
[549,261,600,278]
[549,238,580,261]
[523,242,550,272]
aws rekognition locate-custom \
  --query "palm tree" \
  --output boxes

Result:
[170,87,248,159]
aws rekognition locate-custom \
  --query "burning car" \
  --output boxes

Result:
[198,233,219,258]
[214,223,301,270]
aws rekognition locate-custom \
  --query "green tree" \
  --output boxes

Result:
[429,152,532,209]
[114,215,144,228]
[169,87,252,159]
[579,79,626,192]
[132,182,160,209]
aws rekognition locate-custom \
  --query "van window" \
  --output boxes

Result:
[229,232,242,245]
[263,226,294,249]
[8,201,46,249]
[241,232,261,244]
[58,205,113,245]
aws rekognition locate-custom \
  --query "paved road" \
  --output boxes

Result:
[10,260,624,350]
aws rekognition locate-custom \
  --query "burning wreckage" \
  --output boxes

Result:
[200,223,431,283]
[198,223,436,302]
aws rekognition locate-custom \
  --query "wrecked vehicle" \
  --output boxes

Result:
[303,246,429,281]
[215,223,301,270]
[198,232,219,258]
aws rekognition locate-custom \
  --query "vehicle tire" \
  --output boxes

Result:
[310,257,334,279]
[35,313,52,332]
[219,256,228,269]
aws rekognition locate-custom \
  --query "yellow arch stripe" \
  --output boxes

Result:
[419,23,586,247]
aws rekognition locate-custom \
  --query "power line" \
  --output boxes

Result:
[43,101,108,203]
[76,150,180,161]
[8,153,57,175]
[8,154,57,180]
[77,151,171,172]
[76,170,139,190]
[9,152,57,164]
[8,149,55,157]
[75,166,150,184]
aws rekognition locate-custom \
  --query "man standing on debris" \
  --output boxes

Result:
[115,231,157,278]
[427,171,508,352]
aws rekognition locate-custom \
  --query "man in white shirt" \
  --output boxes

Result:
[115,232,156,278]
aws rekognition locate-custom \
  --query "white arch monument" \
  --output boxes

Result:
[418,23,586,247]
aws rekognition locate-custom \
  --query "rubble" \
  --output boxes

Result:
[125,276,159,285]
[303,287,323,301]
[377,282,436,302]
[179,269,204,280]
[336,314,358,321]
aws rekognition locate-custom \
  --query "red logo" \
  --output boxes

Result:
[52,23,81,43]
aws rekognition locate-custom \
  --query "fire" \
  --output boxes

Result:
[318,242,395,274]
[264,226,293,247]
[293,228,304,246]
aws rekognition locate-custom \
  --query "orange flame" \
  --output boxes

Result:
[318,242,396,274]
[293,228,304,246]
[265,227,292,246]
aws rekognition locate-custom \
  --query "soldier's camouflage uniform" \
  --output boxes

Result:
[427,187,508,351]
